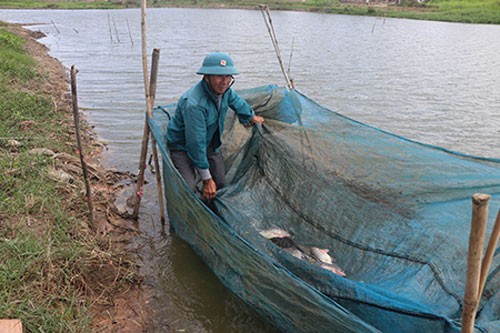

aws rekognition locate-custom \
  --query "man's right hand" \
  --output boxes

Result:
[251,115,264,125]
[202,178,217,200]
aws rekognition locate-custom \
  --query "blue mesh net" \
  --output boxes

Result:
[149,85,500,333]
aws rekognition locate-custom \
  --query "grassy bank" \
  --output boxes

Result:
[0,0,499,24]
[0,23,138,332]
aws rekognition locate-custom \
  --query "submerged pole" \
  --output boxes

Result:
[70,65,95,230]
[108,14,113,42]
[126,18,134,46]
[461,193,490,333]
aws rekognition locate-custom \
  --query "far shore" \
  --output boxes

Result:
[1,1,499,25]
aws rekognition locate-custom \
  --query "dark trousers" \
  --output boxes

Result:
[169,149,226,193]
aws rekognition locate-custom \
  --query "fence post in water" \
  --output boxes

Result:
[70,65,95,230]
[132,0,151,220]
[478,208,500,299]
[148,49,166,224]
[133,0,164,221]
[461,193,490,333]
[132,49,161,221]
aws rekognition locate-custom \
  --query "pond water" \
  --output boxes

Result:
[1,7,500,332]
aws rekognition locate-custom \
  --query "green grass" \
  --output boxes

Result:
[1,0,499,24]
[0,29,37,83]
[428,0,500,24]
[0,0,124,9]
[0,227,93,332]
[0,26,92,332]
[0,25,133,332]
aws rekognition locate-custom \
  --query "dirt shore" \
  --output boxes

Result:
[7,24,153,332]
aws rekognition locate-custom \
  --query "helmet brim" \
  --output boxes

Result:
[196,66,239,76]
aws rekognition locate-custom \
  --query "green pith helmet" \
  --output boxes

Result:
[196,52,239,76]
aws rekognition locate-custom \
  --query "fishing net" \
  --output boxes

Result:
[150,85,500,333]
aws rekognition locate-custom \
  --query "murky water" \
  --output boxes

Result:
[2,8,500,332]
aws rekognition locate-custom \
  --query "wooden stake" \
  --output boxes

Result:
[461,193,490,333]
[478,208,500,299]
[70,65,95,230]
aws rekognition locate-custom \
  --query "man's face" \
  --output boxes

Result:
[206,75,233,95]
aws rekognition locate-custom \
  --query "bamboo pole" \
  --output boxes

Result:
[132,0,164,221]
[148,49,166,224]
[461,193,490,333]
[259,5,294,90]
[132,0,151,220]
[70,65,95,230]
[478,208,500,299]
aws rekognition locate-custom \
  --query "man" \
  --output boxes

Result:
[166,52,264,200]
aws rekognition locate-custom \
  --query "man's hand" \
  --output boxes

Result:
[202,178,217,200]
[250,115,264,125]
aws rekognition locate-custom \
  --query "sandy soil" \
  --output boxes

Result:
[7,24,154,333]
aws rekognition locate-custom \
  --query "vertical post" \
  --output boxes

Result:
[70,65,95,230]
[461,193,490,333]
[148,49,166,223]
[478,208,500,299]
[133,0,164,222]
[132,0,151,220]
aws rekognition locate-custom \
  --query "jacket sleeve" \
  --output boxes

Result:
[183,104,210,170]
[227,89,255,124]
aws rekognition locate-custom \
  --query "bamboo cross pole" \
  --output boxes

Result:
[461,193,490,333]
[70,65,95,230]
[478,208,500,299]
[259,5,294,90]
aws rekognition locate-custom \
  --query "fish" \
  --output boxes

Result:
[310,247,346,276]
[259,227,291,239]
[320,263,346,277]
[310,247,333,265]
[259,228,346,277]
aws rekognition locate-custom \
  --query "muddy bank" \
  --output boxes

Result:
[5,23,153,332]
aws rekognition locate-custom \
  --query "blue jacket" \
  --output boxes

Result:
[166,79,254,170]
